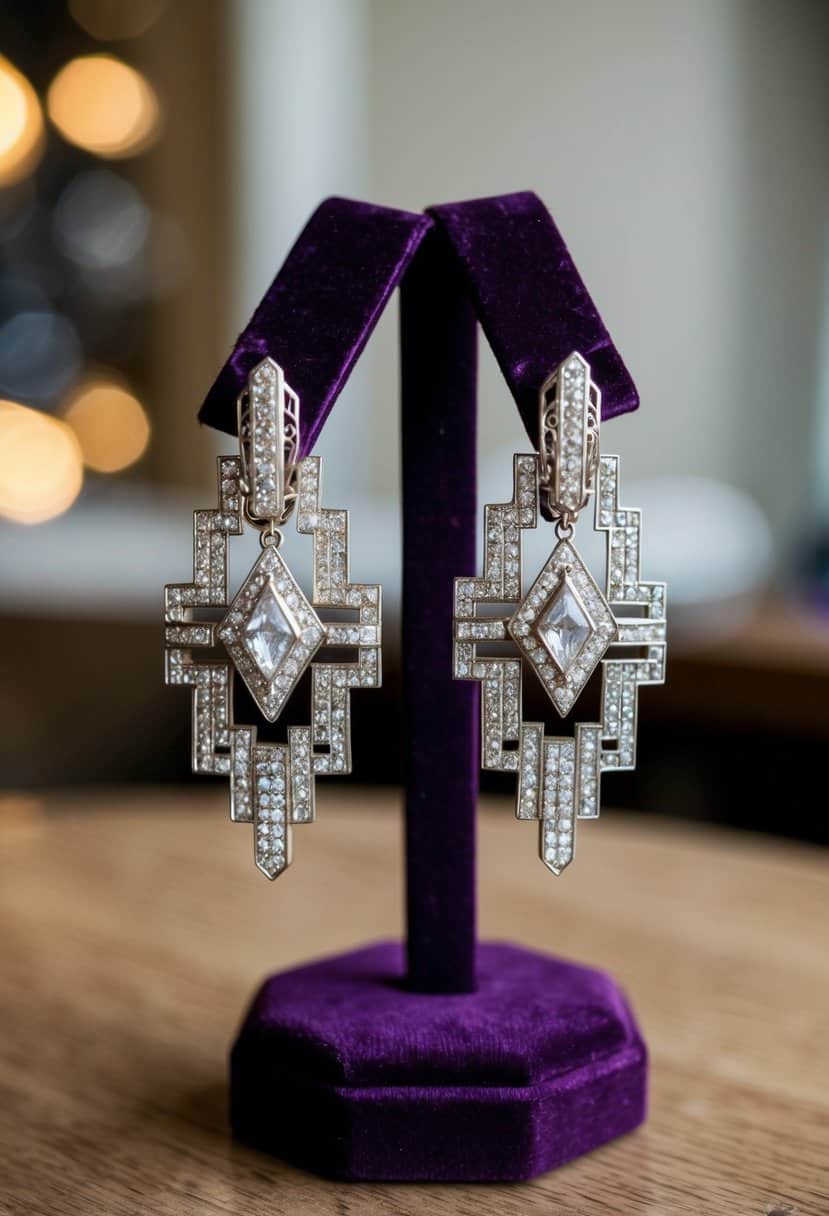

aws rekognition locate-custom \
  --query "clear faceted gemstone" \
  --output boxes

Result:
[243,580,298,680]
[537,579,592,672]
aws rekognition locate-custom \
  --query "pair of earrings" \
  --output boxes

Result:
[164,353,666,879]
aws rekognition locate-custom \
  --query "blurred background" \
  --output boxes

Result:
[0,0,828,844]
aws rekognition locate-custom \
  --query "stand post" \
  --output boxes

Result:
[400,228,479,994]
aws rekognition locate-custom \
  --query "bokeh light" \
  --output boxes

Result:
[0,310,82,408]
[69,0,168,42]
[47,55,161,159]
[53,169,150,271]
[0,57,45,187]
[0,400,83,524]
[63,377,150,472]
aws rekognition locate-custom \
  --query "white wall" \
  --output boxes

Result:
[229,0,829,586]
[367,0,828,558]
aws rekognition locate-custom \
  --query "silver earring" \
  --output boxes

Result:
[164,358,382,878]
[454,351,666,874]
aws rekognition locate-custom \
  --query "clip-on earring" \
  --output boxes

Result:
[454,351,666,873]
[164,358,382,878]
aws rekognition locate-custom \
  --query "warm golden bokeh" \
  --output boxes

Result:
[63,378,151,472]
[0,400,84,524]
[0,56,45,186]
[47,54,160,159]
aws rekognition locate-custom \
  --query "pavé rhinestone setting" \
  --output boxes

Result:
[454,351,666,875]
[165,357,382,879]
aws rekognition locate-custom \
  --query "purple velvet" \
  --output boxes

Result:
[429,192,639,444]
[231,941,647,1181]
[400,227,479,993]
[197,197,432,449]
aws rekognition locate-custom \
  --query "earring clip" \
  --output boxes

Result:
[236,357,300,525]
[537,351,600,526]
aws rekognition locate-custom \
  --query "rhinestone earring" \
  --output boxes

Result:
[164,358,382,878]
[453,351,666,874]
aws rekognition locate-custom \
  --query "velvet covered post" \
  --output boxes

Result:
[400,227,479,993]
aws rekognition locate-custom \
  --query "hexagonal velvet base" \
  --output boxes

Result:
[230,940,647,1181]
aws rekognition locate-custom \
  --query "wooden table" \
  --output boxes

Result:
[0,787,826,1215]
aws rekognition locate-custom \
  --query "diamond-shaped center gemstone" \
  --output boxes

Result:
[536,578,592,672]
[243,580,299,680]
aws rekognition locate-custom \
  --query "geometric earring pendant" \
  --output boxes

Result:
[164,357,382,878]
[454,351,666,875]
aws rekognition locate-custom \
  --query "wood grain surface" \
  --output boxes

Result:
[0,786,826,1215]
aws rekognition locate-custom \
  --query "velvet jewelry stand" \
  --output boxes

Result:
[199,194,648,1182]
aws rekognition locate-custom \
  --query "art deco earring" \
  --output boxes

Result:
[454,351,666,874]
[164,358,382,878]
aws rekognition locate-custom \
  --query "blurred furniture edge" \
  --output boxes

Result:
[666,594,829,737]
